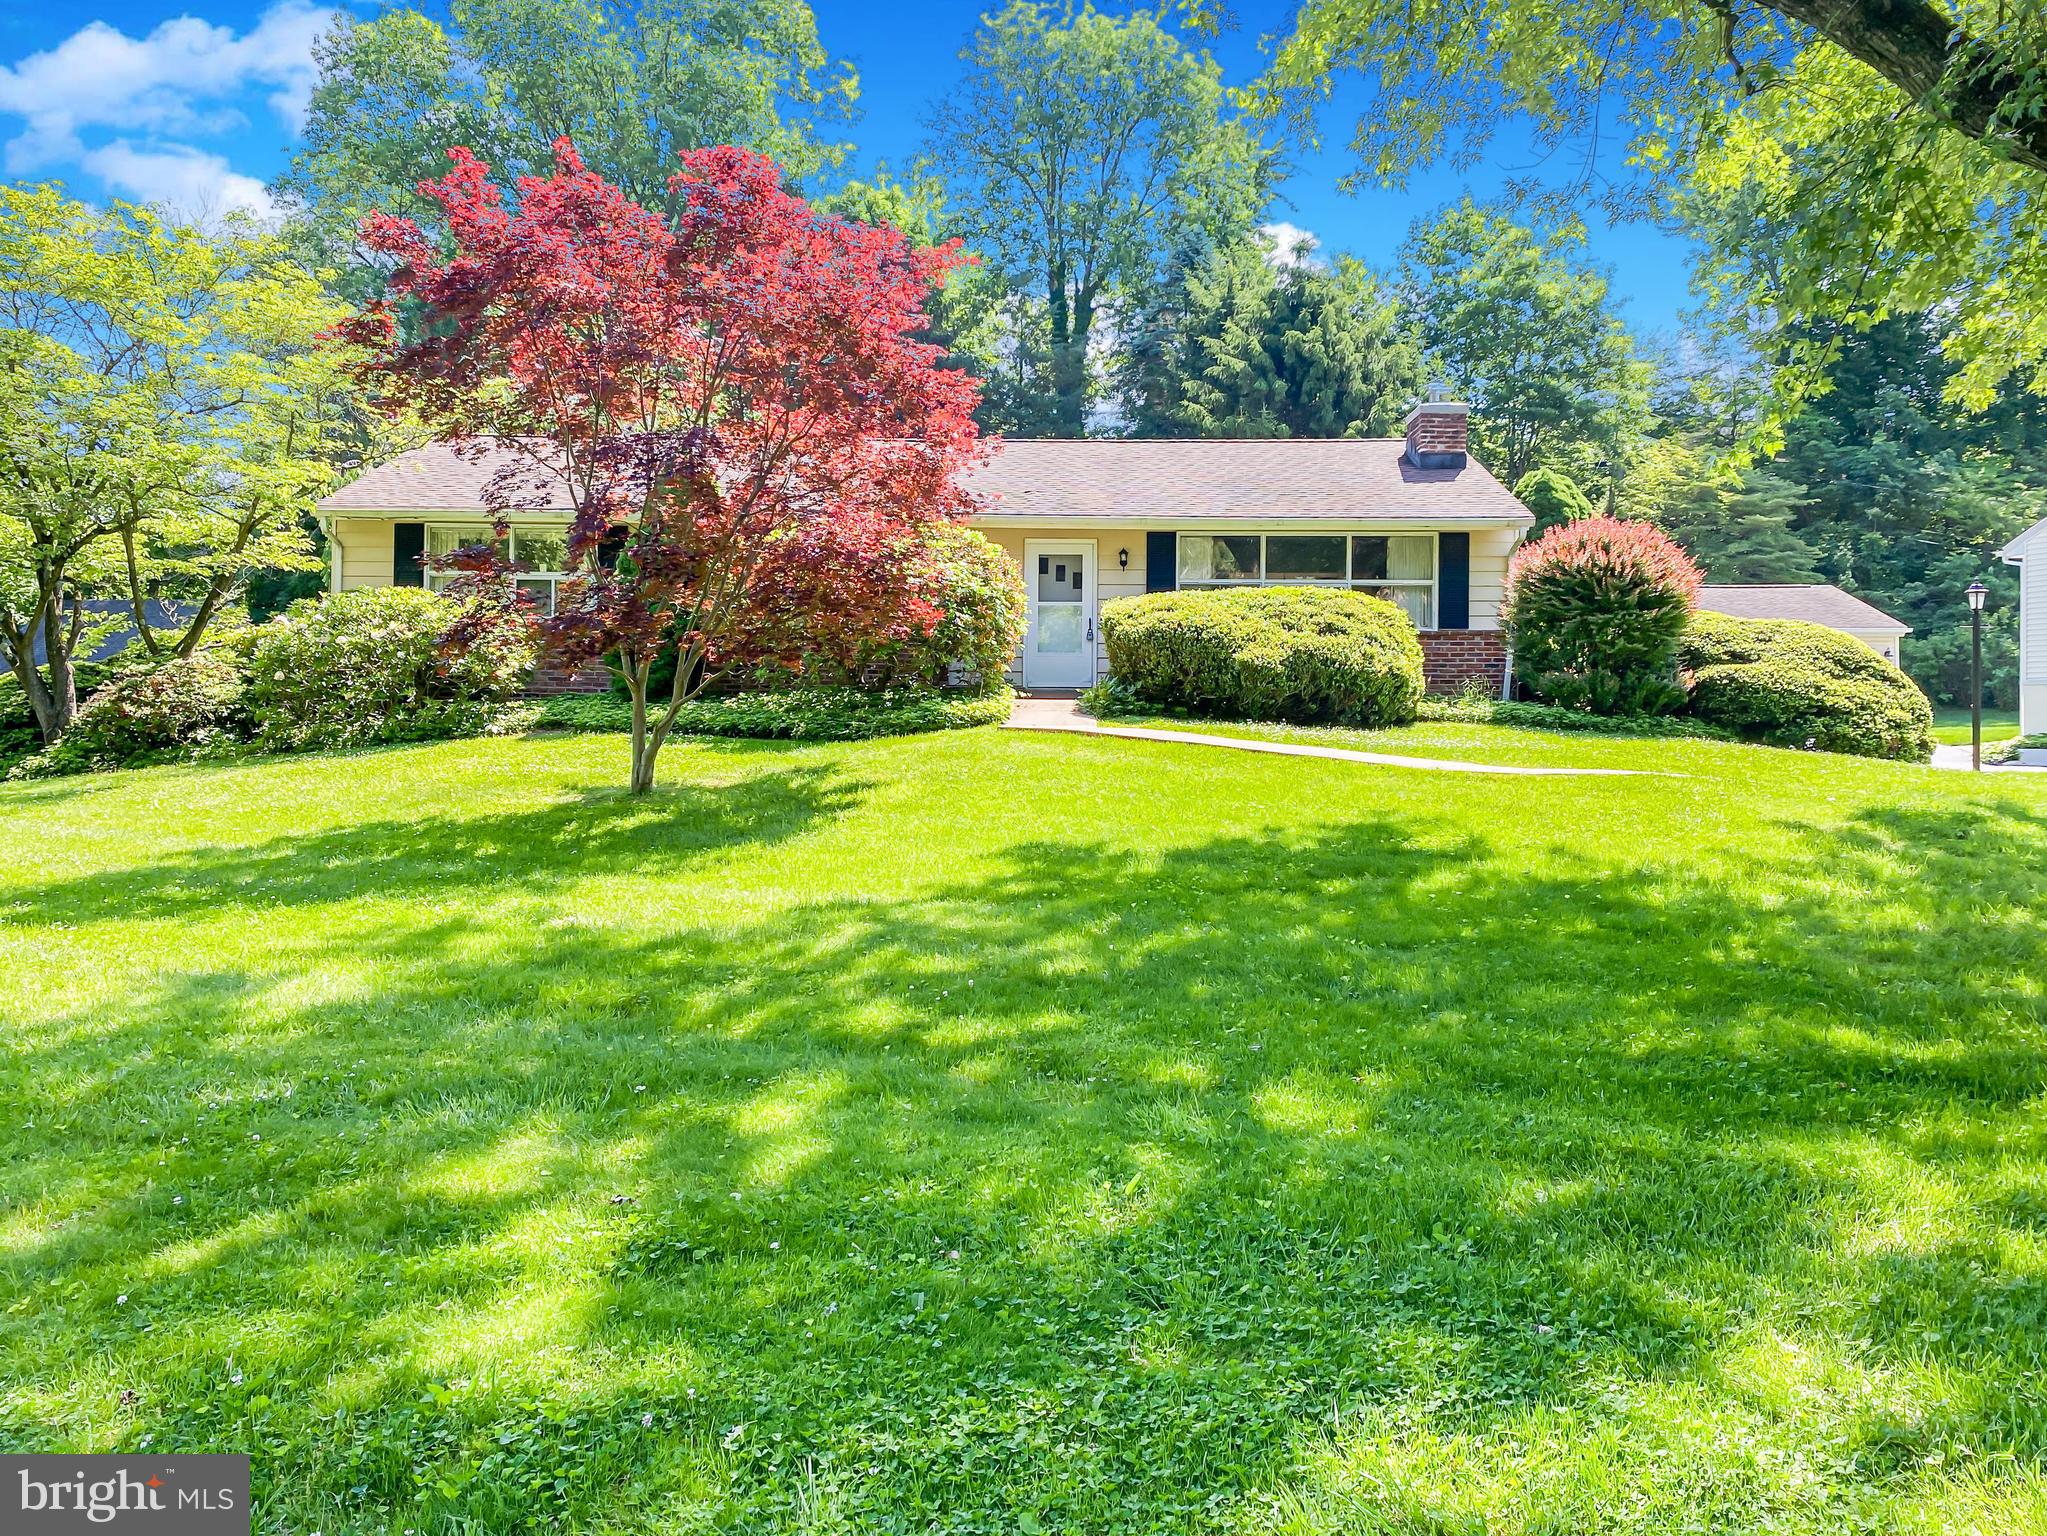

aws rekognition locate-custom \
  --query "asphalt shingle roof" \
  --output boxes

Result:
[1697,584,1910,635]
[319,437,1532,524]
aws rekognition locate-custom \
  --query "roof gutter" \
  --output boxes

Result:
[965,513,1534,531]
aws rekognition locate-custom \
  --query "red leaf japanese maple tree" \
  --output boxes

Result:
[341,140,986,792]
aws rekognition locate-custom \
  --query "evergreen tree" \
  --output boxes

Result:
[1776,317,2047,706]
[1512,468,1596,535]
[1658,469,1823,584]
[1121,237,1421,437]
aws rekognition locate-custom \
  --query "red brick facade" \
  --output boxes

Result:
[524,661,611,696]
[1419,630,1508,696]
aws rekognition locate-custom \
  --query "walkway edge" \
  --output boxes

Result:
[1003,711,1650,778]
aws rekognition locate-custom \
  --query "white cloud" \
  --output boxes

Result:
[1259,221,1323,271]
[82,139,276,221]
[0,1,332,172]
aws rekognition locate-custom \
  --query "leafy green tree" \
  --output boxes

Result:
[0,187,364,743]
[925,2,1269,437]
[1657,468,1824,583]
[1398,202,1650,483]
[1773,317,2047,705]
[813,169,1012,424]
[277,0,854,288]
[1637,313,2041,703]
[1121,235,1422,437]
[1512,468,1597,535]
[1234,0,2047,421]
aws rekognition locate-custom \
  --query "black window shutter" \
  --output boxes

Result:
[1145,531,1177,593]
[1437,532,1469,630]
[392,522,426,587]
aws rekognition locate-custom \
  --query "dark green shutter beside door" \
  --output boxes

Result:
[1437,532,1469,630]
[393,522,426,587]
[1145,532,1177,593]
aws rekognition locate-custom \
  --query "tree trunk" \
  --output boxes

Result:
[1046,255,1089,438]
[173,582,232,659]
[1767,0,2047,176]
[34,595,76,743]
[628,655,655,795]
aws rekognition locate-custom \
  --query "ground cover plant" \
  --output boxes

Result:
[1,726,2044,1533]
[536,686,1013,741]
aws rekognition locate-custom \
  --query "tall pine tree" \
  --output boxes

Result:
[1121,237,1421,437]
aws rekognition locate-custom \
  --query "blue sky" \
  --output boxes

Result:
[0,0,1698,337]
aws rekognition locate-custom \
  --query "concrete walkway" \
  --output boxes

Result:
[1004,694,1649,778]
[1930,744,2047,774]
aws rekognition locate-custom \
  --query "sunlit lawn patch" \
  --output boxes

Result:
[1,725,2042,1532]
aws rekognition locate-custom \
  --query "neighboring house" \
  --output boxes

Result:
[315,401,1534,694]
[30,599,192,666]
[2003,516,2047,734]
[1694,584,1911,665]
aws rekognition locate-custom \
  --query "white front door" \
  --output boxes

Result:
[1024,540,1097,688]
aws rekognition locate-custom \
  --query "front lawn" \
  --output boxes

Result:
[2,727,2044,1533]
[1933,707,2021,746]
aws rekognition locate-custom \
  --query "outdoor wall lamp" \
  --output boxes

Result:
[1118,547,1129,569]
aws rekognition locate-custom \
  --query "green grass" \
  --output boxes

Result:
[2,725,2045,1533]
[1933,707,2020,746]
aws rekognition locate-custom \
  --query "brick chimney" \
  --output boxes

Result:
[1403,383,1469,469]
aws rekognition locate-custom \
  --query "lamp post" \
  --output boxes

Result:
[1967,581,1988,772]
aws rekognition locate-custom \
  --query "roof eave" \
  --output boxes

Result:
[965,512,1533,529]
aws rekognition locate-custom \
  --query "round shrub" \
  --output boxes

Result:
[246,587,534,751]
[1502,514,1703,716]
[1679,612,1933,760]
[1102,586,1424,726]
[10,652,248,777]
[889,525,1028,688]
[1512,467,1596,535]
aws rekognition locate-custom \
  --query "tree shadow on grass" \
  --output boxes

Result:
[2,779,2044,1531]
[0,760,867,933]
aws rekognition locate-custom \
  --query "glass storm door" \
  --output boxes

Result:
[1024,540,1097,688]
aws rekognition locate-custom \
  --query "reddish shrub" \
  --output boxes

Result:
[1502,515,1703,715]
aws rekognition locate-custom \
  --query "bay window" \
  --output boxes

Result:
[425,525,572,614]
[1176,532,1438,628]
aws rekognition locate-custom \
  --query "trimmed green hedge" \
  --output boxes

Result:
[536,686,1013,741]
[1101,587,1423,727]
[1678,614,1933,761]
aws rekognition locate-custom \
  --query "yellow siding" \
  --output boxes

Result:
[326,512,1521,685]
[1468,526,1517,629]
[330,518,395,592]
[972,524,1150,683]
[969,520,1521,686]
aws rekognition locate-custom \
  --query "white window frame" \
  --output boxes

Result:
[424,524,572,615]
[1176,532,1439,628]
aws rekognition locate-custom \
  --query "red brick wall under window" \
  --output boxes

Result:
[1419,630,1507,696]
[525,661,612,696]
